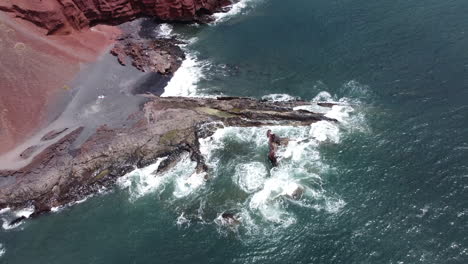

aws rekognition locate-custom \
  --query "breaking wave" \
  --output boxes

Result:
[161,52,211,97]
[212,0,263,23]
[0,207,34,230]
[158,23,211,97]
[117,153,207,201]
[196,91,367,232]
[117,157,168,200]
[261,94,300,102]
[161,0,264,97]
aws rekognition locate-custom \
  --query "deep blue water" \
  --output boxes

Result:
[1,0,468,263]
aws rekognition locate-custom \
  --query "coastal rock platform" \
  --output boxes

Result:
[0,96,336,217]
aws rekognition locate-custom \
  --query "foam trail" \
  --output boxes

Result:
[176,212,190,227]
[1,218,17,230]
[50,187,109,213]
[0,243,5,258]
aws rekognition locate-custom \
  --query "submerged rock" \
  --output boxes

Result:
[220,212,240,225]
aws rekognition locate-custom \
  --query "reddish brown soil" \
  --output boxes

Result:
[0,12,120,155]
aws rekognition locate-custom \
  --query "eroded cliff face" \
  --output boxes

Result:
[0,0,231,34]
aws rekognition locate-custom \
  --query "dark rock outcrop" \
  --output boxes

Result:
[0,97,337,214]
[111,36,185,74]
[0,0,232,35]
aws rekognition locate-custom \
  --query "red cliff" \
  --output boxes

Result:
[0,0,231,35]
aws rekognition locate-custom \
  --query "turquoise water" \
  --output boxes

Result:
[2,0,468,263]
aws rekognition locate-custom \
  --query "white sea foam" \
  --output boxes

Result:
[0,243,5,258]
[309,120,341,143]
[261,93,298,102]
[156,23,173,38]
[212,0,260,23]
[118,153,205,200]
[1,218,18,230]
[117,157,168,200]
[234,162,268,193]
[249,176,298,226]
[0,206,34,230]
[176,212,190,227]
[14,207,34,218]
[199,124,227,171]
[161,53,208,97]
[174,171,206,198]
[172,154,206,198]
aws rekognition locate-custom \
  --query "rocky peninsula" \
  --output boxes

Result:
[0,0,338,220]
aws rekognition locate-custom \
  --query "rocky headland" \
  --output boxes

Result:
[0,0,339,223]
[0,96,337,217]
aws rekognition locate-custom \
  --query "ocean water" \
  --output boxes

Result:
[2,0,468,263]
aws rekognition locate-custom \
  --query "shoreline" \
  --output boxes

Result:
[0,17,187,171]
[0,0,261,224]
[0,96,336,225]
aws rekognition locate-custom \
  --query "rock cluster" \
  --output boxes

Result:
[0,0,232,34]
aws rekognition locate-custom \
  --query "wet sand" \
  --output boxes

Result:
[0,12,120,155]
